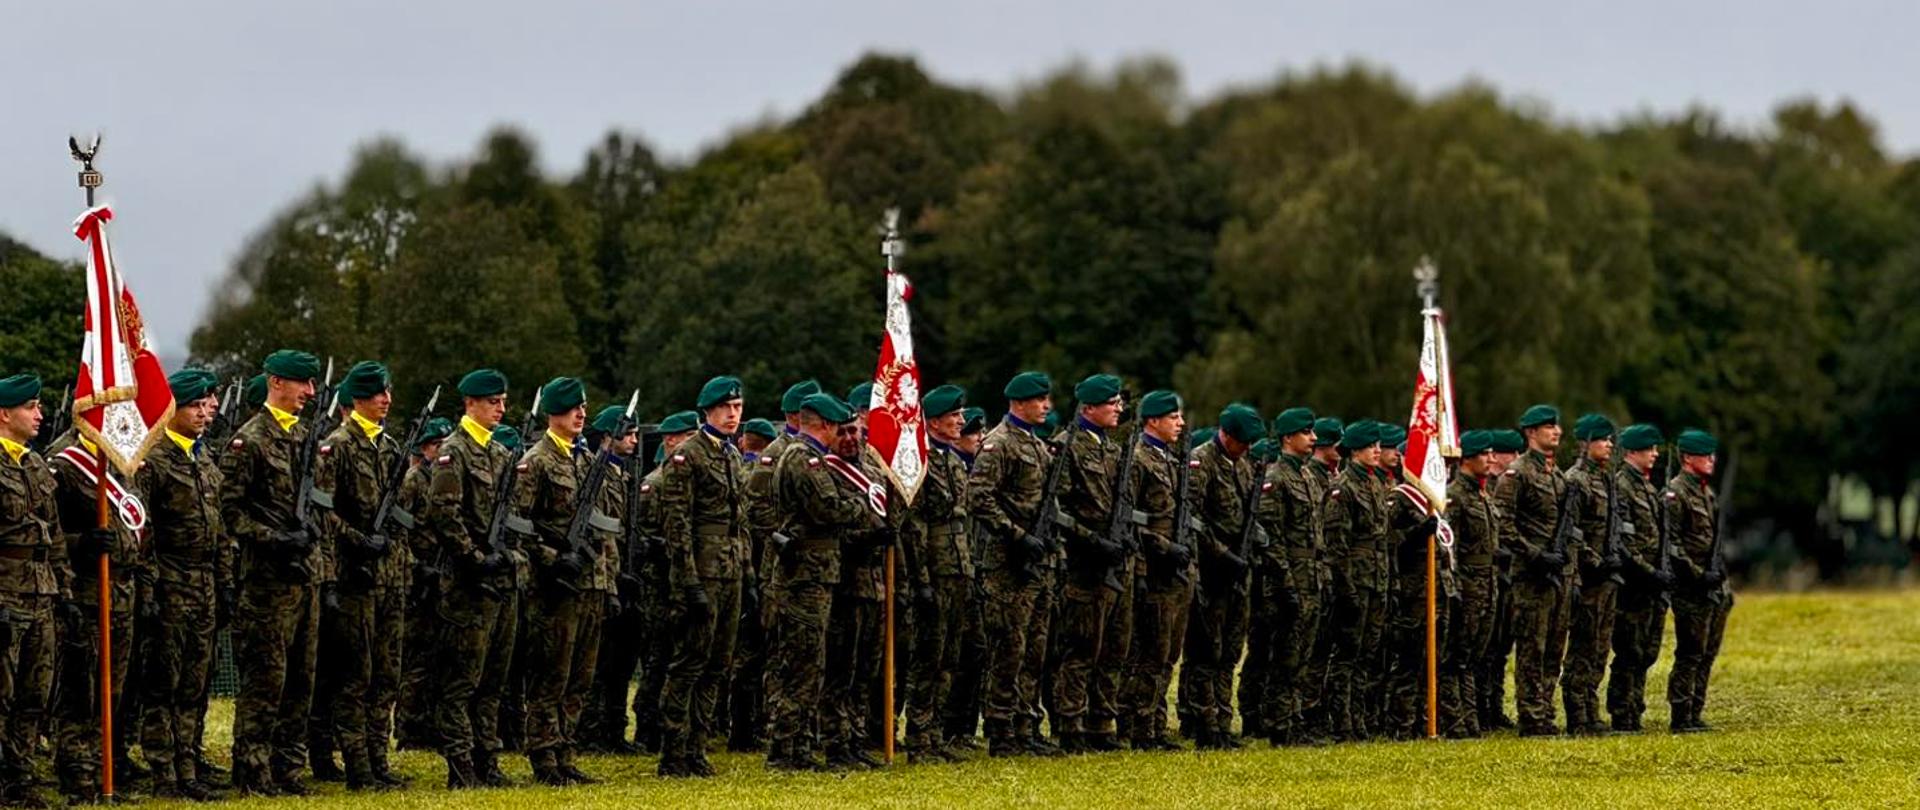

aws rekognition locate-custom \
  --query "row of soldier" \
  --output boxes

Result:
[0,356,1733,803]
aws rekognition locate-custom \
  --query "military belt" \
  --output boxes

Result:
[1285,549,1316,561]
[0,545,50,561]
[588,510,621,533]
[789,535,837,553]
[1345,546,1384,559]
[1147,519,1173,533]
[156,545,217,563]
[1459,553,1496,566]
[694,523,732,539]
[929,520,966,539]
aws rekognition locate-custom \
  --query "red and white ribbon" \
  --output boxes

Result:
[54,445,149,531]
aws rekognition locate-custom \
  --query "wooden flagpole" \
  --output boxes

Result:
[73,135,116,800]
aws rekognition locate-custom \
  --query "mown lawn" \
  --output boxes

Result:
[156,590,1920,807]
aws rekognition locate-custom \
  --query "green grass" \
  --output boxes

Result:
[158,590,1920,808]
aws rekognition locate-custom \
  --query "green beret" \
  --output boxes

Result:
[261,349,321,381]
[1340,419,1381,450]
[1272,407,1315,436]
[1312,417,1343,447]
[1218,404,1265,444]
[167,369,218,404]
[847,382,874,411]
[540,377,586,415]
[0,374,42,409]
[1518,404,1560,429]
[342,361,391,401]
[801,393,854,425]
[245,374,268,408]
[922,384,966,418]
[780,380,821,414]
[491,425,522,451]
[591,405,635,436]
[1492,429,1526,453]
[1189,427,1217,447]
[1138,390,1182,419]
[458,368,509,398]
[1250,439,1278,462]
[697,376,743,409]
[1676,428,1718,456]
[961,407,987,435]
[657,410,700,435]
[742,418,778,439]
[1037,411,1062,439]
[1573,413,1617,441]
[1379,423,1408,450]
[1003,371,1051,401]
[1618,424,1663,452]
[417,417,454,447]
[1459,429,1493,457]
[1073,374,1122,405]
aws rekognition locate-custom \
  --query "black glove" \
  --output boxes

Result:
[914,585,937,613]
[1015,531,1046,560]
[549,551,588,582]
[76,527,116,558]
[1163,542,1193,570]
[605,591,623,615]
[1494,546,1514,563]
[1530,550,1566,576]
[412,560,438,582]
[468,550,506,577]
[1403,516,1440,544]
[274,528,314,554]
[867,526,899,549]
[357,532,392,557]
[217,588,237,629]
[58,600,86,632]
[1701,567,1726,588]
[1219,551,1250,578]
[616,572,644,597]
[1650,568,1676,588]
[681,585,712,619]
[321,583,340,612]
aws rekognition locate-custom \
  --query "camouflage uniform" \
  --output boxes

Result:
[220,412,328,789]
[629,466,670,751]
[570,452,624,754]
[1605,463,1665,731]
[1664,471,1731,730]
[1300,458,1341,735]
[424,421,520,785]
[394,462,440,749]
[512,431,603,779]
[1476,464,1521,729]
[967,416,1057,753]
[0,440,64,803]
[763,434,869,768]
[729,433,790,752]
[821,448,889,763]
[1253,451,1326,744]
[655,427,746,775]
[1181,438,1254,745]
[1118,434,1193,748]
[1383,479,1453,739]
[1050,421,1130,748]
[1323,462,1388,740]
[1561,456,1621,734]
[1496,449,1575,735]
[1442,472,1499,738]
[578,452,647,751]
[135,433,232,788]
[903,439,973,756]
[315,417,406,786]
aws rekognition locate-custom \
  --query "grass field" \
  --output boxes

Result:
[153,590,1920,808]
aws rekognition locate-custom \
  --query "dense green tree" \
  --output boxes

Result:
[0,235,84,394]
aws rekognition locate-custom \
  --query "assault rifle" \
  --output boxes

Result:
[1019,417,1078,583]
[1599,463,1626,586]
[370,386,442,536]
[33,386,70,452]
[479,388,546,584]
[1165,429,1197,593]
[1706,450,1737,587]
[1653,444,1678,602]
[619,419,661,606]
[1095,422,1142,594]
[547,391,640,594]
[286,359,341,576]
[1537,481,1583,589]
[1221,457,1270,598]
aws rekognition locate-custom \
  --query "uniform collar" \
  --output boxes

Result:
[166,428,197,457]
[1280,450,1308,469]
[1526,448,1555,471]
[931,438,959,456]
[1143,433,1169,452]
[547,429,576,455]
[459,415,493,447]
[1076,415,1106,442]
[265,404,300,433]
[350,410,383,442]
[701,423,731,444]
[1005,413,1038,434]
[800,433,830,455]
[0,436,26,465]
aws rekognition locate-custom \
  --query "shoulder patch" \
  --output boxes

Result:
[671,454,687,465]
[436,455,453,466]
[807,457,821,468]
[319,445,332,456]
[760,456,775,465]
[640,483,652,493]
[515,462,530,472]
[1188,460,1201,468]
[1262,481,1274,492]
[231,438,245,449]
[982,443,995,453]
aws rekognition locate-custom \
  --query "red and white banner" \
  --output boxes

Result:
[865,265,928,505]
[72,205,174,477]
[53,445,149,531]
[822,453,888,518]
[1401,302,1459,514]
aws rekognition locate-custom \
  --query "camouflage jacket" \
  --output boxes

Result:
[1327,463,1389,592]
[1191,438,1254,591]
[0,443,66,598]
[586,454,628,594]
[319,419,406,593]
[1128,433,1189,581]
[220,410,324,585]
[48,433,145,608]
[1664,471,1721,587]
[771,434,868,587]
[1616,464,1662,581]
[400,462,435,572]
[907,439,972,584]
[425,421,517,591]
[968,416,1054,574]
[1058,420,1122,565]
[512,431,592,591]
[1564,456,1614,579]
[1496,449,1571,573]
[1257,452,1325,591]
[658,426,746,593]
[1446,474,1500,569]
[634,466,669,587]
[135,435,232,599]
[745,431,794,584]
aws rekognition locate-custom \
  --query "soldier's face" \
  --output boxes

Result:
[956,433,984,455]
[363,389,392,422]
[1381,449,1402,468]
[1460,453,1490,477]
[1684,453,1716,477]
[0,400,41,443]
[1084,400,1122,429]
[832,424,862,456]
[1490,451,1516,472]
[1283,430,1313,454]
[1526,424,1561,451]
[740,434,770,455]
[707,401,743,435]
[609,432,638,456]
[1009,397,1050,425]
[664,432,693,452]
[468,395,506,429]
[1353,444,1381,466]
[173,395,217,438]
[269,375,315,410]
[552,406,586,439]
[1586,437,1614,462]
[1625,447,1657,472]
[928,411,965,442]
[417,439,444,463]
[1145,411,1184,443]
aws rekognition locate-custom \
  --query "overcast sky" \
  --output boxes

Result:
[3,1,1912,357]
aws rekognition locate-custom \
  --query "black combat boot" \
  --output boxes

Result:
[475,749,511,787]
[557,749,599,785]
[445,754,479,790]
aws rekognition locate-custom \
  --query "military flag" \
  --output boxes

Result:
[72,204,175,476]
[865,209,928,507]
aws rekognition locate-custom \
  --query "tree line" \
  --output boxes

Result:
[2,55,1915,578]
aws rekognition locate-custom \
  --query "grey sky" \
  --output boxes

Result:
[3,1,1911,358]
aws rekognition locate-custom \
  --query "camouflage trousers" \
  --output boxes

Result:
[765,579,831,761]
[395,577,440,748]
[53,601,132,794]
[0,592,55,789]
[1384,571,1450,738]
[434,581,517,760]
[1561,576,1619,731]
[940,580,989,743]
[1050,572,1132,737]
[906,575,974,751]
[581,595,645,746]
[522,587,602,765]
[631,581,672,747]
[825,592,880,753]
[1605,586,1667,729]
[1325,572,1387,739]
[979,568,1055,741]
[139,578,217,784]
[317,589,380,779]
[1237,570,1270,739]
[1442,567,1498,738]
[1120,574,1191,744]
[1180,581,1248,738]
[230,580,320,781]
[727,578,767,749]
[1667,587,1731,723]
[1476,569,1515,726]
[367,586,405,769]
[1257,568,1328,742]
[1509,574,1574,732]
[658,576,740,761]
